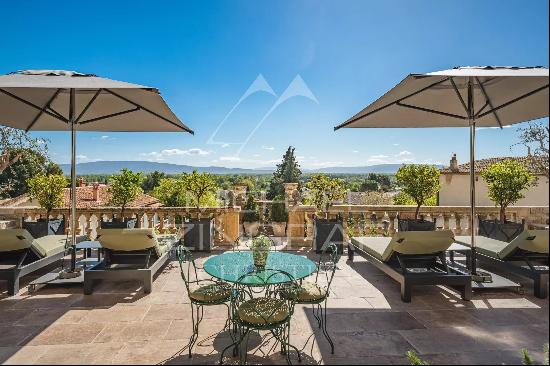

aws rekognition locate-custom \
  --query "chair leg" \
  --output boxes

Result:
[534,274,548,299]
[143,272,153,294]
[319,301,335,355]
[461,280,472,301]
[186,303,203,358]
[401,281,412,303]
[8,272,20,296]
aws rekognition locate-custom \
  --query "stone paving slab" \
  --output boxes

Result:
[0,249,548,365]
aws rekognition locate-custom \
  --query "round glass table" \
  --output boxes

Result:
[203,251,317,286]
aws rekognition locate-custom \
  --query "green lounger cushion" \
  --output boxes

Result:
[238,298,290,325]
[352,230,455,262]
[0,229,34,252]
[31,234,87,258]
[455,230,549,260]
[97,228,177,257]
[189,283,231,303]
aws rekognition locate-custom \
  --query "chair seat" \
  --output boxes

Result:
[238,298,290,326]
[189,283,231,303]
[281,281,327,303]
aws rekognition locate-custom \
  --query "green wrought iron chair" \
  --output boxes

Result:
[176,246,232,358]
[219,269,301,365]
[281,242,340,354]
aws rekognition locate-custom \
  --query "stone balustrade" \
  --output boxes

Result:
[0,206,241,245]
[0,204,547,249]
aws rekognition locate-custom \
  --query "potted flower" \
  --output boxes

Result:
[270,195,288,237]
[242,193,260,237]
[182,171,218,252]
[251,235,272,269]
[306,174,346,254]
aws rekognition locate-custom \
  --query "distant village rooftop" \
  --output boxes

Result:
[0,178,161,209]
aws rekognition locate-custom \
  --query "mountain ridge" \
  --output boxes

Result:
[59,160,442,175]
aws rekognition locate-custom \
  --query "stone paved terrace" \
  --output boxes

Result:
[0,247,548,365]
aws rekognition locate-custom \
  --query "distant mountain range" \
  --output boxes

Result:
[60,160,442,175]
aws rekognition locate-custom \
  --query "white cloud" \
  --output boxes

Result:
[396,150,412,157]
[221,143,230,148]
[371,154,389,159]
[392,143,400,146]
[76,155,89,162]
[262,145,275,151]
[220,156,241,162]
[310,161,344,167]
[353,150,359,153]
[140,148,211,161]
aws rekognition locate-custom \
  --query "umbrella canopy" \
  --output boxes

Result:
[335,66,548,130]
[334,66,549,278]
[0,70,193,277]
[0,70,193,133]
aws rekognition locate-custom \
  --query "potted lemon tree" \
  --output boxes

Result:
[306,174,346,254]
[270,195,288,237]
[242,193,260,237]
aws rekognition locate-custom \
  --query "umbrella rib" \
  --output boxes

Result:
[0,88,68,123]
[478,84,549,119]
[79,107,140,125]
[449,78,469,113]
[474,101,489,118]
[104,88,194,134]
[475,77,502,128]
[334,77,451,130]
[75,89,102,123]
[396,102,467,120]
[25,88,62,132]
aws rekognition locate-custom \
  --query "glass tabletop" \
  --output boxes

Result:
[203,251,317,286]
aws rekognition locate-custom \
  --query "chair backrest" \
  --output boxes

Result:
[0,229,34,252]
[315,242,341,293]
[387,230,454,259]
[397,218,436,232]
[231,268,299,325]
[97,228,157,252]
[478,218,524,242]
[175,245,200,293]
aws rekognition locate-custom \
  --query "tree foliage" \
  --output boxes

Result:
[267,146,302,199]
[517,122,549,179]
[27,174,67,218]
[305,174,346,217]
[141,171,166,192]
[0,127,47,175]
[183,170,219,211]
[481,160,535,223]
[242,193,260,222]
[395,164,440,219]
[0,148,57,198]
[108,169,143,217]
[152,177,189,207]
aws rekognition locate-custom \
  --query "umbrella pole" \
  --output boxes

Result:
[69,88,77,273]
[467,78,477,276]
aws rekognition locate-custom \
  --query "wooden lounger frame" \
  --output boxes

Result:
[348,242,472,302]
[83,246,172,295]
[0,248,65,295]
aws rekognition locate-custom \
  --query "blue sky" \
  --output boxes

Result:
[0,0,548,169]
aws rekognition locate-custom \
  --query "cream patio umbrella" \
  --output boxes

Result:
[334,66,549,281]
[0,70,193,279]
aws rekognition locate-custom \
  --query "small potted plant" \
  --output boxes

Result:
[182,171,218,252]
[306,174,346,254]
[242,193,260,237]
[26,173,67,237]
[480,160,535,241]
[270,195,288,237]
[106,169,143,228]
[251,235,272,269]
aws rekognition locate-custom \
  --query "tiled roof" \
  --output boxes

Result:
[1,185,162,209]
[441,156,546,174]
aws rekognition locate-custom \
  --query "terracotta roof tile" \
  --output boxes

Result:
[440,156,546,174]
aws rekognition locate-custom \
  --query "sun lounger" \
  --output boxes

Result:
[455,230,549,298]
[348,230,472,302]
[0,229,86,295]
[84,228,178,294]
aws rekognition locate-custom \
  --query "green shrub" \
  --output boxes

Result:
[243,193,259,222]
[270,196,288,222]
